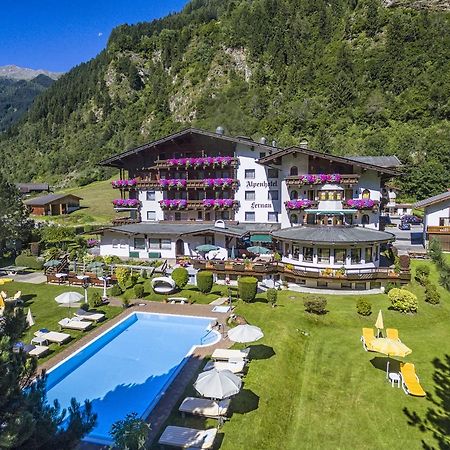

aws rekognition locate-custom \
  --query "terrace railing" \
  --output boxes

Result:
[427,225,450,234]
[285,174,360,186]
[136,178,239,190]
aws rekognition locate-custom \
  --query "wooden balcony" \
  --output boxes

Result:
[285,174,360,186]
[136,179,239,190]
[342,200,380,210]
[150,157,239,169]
[111,217,141,226]
[427,225,450,234]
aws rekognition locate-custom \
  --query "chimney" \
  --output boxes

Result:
[272,140,277,147]
[260,137,267,145]
[215,126,224,136]
[299,139,308,149]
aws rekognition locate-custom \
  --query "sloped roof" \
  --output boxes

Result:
[16,183,49,193]
[414,190,450,208]
[24,193,82,206]
[346,156,403,168]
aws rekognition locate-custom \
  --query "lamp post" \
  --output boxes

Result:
[82,281,89,305]
[100,276,111,300]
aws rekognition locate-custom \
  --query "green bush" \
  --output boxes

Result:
[126,274,139,288]
[171,267,189,289]
[134,284,145,298]
[109,284,122,297]
[424,282,440,305]
[238,276,258,302]
[15,254,44,270]
[197,271,213,293]
[356,297,372,316]
[303,296,327,315]
[266,288,278,307]
[90,290,103,308]
[388,288,418,313]
[415,264,430,286]
[115,267,130,285]
[385,282,400,294]
[140,269,148,279]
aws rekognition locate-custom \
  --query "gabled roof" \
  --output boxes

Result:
[414,190,450,209]
[346,156,403,168]
[24,193,82,206]
[99,128,282,168]
[258,146,400,175]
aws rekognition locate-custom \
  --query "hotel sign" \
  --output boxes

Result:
[246,180,278,188]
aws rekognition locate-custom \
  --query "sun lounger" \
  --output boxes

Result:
[204,359,246,374]
[74,309,105,322]
[386,328,400,341]
[58,317,92,331]
[13,342,49,358]
[361,328,375,351]
[400,363,426,397]
[34,330,71,345]
[158,426,217,449]
[167,297,188,304]
[179,397,231,419]
[211,348,250,361]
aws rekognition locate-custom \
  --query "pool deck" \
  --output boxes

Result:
[37,301,233,449]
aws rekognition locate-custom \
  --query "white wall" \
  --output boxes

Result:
[139,189,164,222]
[425,199,450,227]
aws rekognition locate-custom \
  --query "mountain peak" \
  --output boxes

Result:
[0,65,63,81]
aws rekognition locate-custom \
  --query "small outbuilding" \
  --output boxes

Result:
[24,193,82,216]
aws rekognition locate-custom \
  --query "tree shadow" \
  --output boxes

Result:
[248,344,275,360]
[230,388,259,415]
[21,293,37,306]
[403,354,450,449]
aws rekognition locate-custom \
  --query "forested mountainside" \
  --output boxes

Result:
[0,75,55,131]
[1,0,450,199]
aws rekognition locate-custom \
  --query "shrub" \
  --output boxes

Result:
[238,276,258,302]
[303,296,327,315]
[388,288,418,313]
[439,266,450,291]
[115,267,130,286]
[266,288,278,307]
[197,271,213,293]
[140,269,148,279]
[356,297,372,316]
[134,284,145,298]
[15,254,44,270]
[127,274,139,288]
[424,282,440,305]
[171,267,189,289]
[109,284,122,297]
[415,264,430,286]
[90,290,103,308]
[385,282,400,294]
[428,238,445,267]
[122,298,130,308]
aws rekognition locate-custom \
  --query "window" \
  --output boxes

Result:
[318,248,330,263]
[268,212,278,222]
[259,152,266,158]
[334,248,346,264]
[319,191,327,201]
[174,212,181,221]
[120,239,127,248]
[303,247,313,262]
[317,280,328,288]
[290,190,298,200]
[290,214,298,224]
[149,238,159,249]
[351,248,361,264]
[362,189,371,199]
[245,191,255,200]
[245,169,255,179]
[161,239,171,250]
[112,239,118,248]
[268,190,279,200]
[245,212,255,222]
[290,166,298,176]
[146,191,156,201]
[365,247,373,263]
[267,168,278,178]
[134,238,145,250]
[375,245,379,261]
[293,245,300,259]
[341,282,352,289]
[308,190,315,201]
[361,214,370,225]
[147,211,156,221]
[149,238,171,250]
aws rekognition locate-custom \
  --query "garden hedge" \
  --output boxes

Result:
[15,254,43,270]
[388,288,418,313]
[171,267,189,289]
[238,276,258,302]
[197,271,213,293]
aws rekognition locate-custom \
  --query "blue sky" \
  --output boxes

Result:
[0,0,188,72]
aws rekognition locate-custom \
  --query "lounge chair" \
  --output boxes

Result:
[0,291,7,300]
[204,359,246,374]
[158,426,217,449]
[58,317,92,331]
[179,397,231,419]
[74,309,105,322]
[386,328,400,341]
[34,330,71,345]
[211,348,250,361]
[361,328,375,351]
[13,342,49,358]
[400,363,426,397]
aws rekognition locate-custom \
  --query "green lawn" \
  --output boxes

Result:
[151,259,450,449]
[5,281,122,362]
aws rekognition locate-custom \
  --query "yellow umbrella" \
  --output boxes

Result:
[375,310,384,337]
[371,337,412,378]
[0,296,4,308]
[0,278,13,286]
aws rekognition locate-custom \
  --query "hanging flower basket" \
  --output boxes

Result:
[159,199,188,210]
[298,174,342,185]
[346,199,376,210]
[159,179,187,189]
[202,199,235,209]
[284,199,314,210]
[112,198,141,208]
[111,178,137,188]
[167,156,234,168]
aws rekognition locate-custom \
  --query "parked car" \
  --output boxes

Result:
[398,222,411,230]
[401,215,422,224]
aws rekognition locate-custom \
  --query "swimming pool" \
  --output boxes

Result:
[45,312,219,444]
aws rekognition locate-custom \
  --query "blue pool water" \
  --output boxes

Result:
[46,312,218,444]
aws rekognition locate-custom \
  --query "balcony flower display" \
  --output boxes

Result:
[159,199,188,209]
[202,198,235,209]
[112,198,141,208]
[298,174,342,184]
[284,199,314,210]
[346,199,376,209]
[159,178,187,189]
[111,178,137,188]
[166,156,234,168]
[203,178,235,188]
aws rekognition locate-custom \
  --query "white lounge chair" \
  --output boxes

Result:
[28,345,49,358]
[204,359,245,374]
[211,348,250,362]
[151,276,176,294]
[34,330,71,345]
[74,309,105,322]
[179,397,231,419]
[58,318,92,331]
[158,426,217,449]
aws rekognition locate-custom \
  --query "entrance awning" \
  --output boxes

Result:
[304,209,357,214]
[250,234,272,243]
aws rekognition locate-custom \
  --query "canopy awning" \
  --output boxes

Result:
[304,209,357,214]
[250,234,272,243]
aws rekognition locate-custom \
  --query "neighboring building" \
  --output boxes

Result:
[16,182,50,195]
[381,186,413,217]
[24,193,82,216]
[97,127,408,290]
[415,190,450,251]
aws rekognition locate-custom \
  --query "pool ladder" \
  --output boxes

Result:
[200,329,213,345]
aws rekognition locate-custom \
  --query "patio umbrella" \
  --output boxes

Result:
[194,369,242,400]
[43,259,61,268]
[230,246,236,259]
[55,292,83,311]
[375,310,384,337]
[228,324,264,343]
[26,308,35,327]
[195,244,220,253]
[246,246,271,255]
[371,337,412,378]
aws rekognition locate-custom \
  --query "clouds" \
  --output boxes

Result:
[98,32,103,37]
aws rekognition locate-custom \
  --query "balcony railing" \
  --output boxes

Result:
[427,225,450,234]
[342,199,379,210]
[136,178,239,190]
[286,174,360,186]
[111,217,141,226]
[151,156,239,169]
[284,200,318,210]
[159,199,239,210]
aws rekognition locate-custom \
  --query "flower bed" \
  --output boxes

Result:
[159,199,188,209]
[298,174,341,184]
[203,178,235,188]
[159,178,187,189]
[202,199,235,208]
[346,199,376,210]
[284,199,314,210]
[111,178,137,188]
[112,199,141,208]
[167,156,234,168]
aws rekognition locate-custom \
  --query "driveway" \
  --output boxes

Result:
[387,220,425,253]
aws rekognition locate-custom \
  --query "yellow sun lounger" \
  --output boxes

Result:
[400,363,426,397]
[386,328,400,341]
[361,328,375,351]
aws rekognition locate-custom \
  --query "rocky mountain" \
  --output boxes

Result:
[0,65,62,81]
[1,0,449,199]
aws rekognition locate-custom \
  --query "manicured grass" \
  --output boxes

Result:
[5,281,122,362]
[152,259,450,449]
